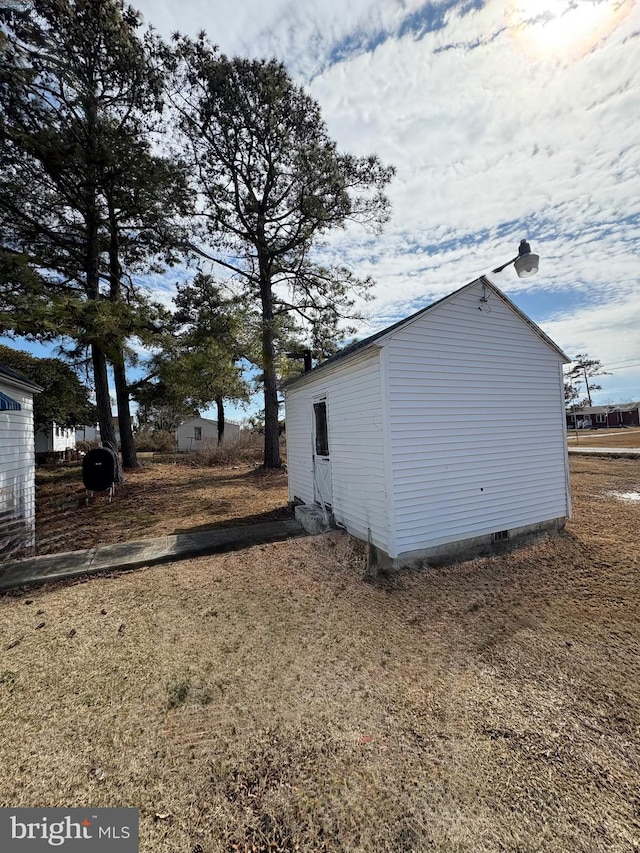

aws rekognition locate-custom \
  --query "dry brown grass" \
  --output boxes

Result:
[35,463,290,554]
[190,432,267,466]
[567,428,640,448]
[1,457,639,852]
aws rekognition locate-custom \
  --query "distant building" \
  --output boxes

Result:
[176,416,240,451]
[35,423,77,456]
[76,417,135,448]
[76,423,100,444]
[566,403,640,429]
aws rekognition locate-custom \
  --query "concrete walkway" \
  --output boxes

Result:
[0,519,305,593]
[568,446,640,458]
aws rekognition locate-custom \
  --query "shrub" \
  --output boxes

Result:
[76,439,100,454]
[192,430,266,466]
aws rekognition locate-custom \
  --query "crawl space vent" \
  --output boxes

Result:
[492,530,509,543]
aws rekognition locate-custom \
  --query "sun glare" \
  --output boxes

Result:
[507,0,635,61]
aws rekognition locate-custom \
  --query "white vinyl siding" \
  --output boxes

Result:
[0,381,36,555]
[387,281,568,555]
[35,423,76,454]
[286,384,315,507]
[285,350,390,552]
[53,425,76,452]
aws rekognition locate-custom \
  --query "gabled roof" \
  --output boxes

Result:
[179,416,240,427]
[183,416,219,426]
[286,277,569,389]
[568,406,608,415]
[0,361,43,394]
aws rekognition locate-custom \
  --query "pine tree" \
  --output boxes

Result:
[0,0,188,468]
[168,40,394,467]
[133,273,250,438]
[566,354,610,407]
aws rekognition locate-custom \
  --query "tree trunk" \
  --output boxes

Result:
[583,366,592,406]
[86,218,118,462]
[216,395,225,445]
[84,91,121,476]
[113,354,138,469]
[92,343,118,451]
[260,281,281,468]
[107,195,138,469]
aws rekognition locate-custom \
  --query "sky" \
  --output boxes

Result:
[5,0,640,419]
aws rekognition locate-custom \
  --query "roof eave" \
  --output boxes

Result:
[284,340,382,391]
[0,374,43,394]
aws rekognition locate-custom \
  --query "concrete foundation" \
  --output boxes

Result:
[294,504,335,535]
[371,517,566,574]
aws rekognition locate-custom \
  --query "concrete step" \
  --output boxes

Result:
[294,504,335,535]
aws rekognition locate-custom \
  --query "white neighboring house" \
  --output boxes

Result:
[76,417,134,449]
[35,423,77,455]
[76,423,100,444]
[285,277,571,569]
[176,416,240,451]
[0,362,42,555]
[75,416,136,449]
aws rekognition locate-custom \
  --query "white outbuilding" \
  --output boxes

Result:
[285,277,571,569]
[0,362,42,556]
[35,422,77,456]
[176,416,241,452]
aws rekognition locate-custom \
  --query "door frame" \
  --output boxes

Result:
[312,395,332,508]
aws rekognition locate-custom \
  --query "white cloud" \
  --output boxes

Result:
[542,294,640,399]
[131,0,640,405]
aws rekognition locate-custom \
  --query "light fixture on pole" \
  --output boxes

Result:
[491,239,539,278]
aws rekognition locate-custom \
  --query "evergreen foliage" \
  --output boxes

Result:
[0,0,189,468]
[0,8,395,470]
[565,354,611,407]
[167,40,394,466]
[133,274,250,442]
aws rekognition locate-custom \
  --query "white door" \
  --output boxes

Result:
[312,398,332,507]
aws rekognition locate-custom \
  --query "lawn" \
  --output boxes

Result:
[567,427,640,448]
[1,457,639,852]
[33,436,640,557]
[35,461,291,554]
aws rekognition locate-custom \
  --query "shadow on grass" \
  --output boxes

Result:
[170,466,287,484]
[172,504,294,535]
[36,464,82,483]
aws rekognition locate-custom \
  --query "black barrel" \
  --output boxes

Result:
[82,446,118,492]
